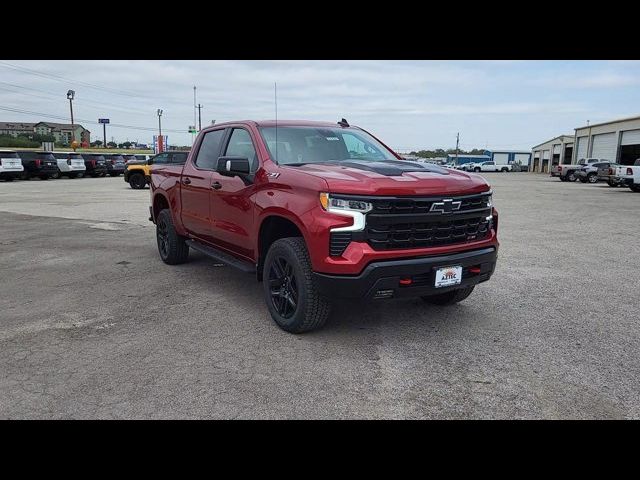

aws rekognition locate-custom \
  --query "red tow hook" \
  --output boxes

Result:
[399,278,412,286]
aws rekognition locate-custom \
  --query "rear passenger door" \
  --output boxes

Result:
[180,129,226,243]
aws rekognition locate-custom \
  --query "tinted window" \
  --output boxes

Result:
[42,153,56,161]
[0,152,19,158]
[195,129,225,169]
[171,152,188,164]
[110,155,125,161]
[17,151,37,160]
[153,153,170,164]
[225,128,258,172]
[53,153,66,159]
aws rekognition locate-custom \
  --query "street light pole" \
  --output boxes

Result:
[67,90,75,145]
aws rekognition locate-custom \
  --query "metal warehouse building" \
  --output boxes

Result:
[573,115,640,166]
[531,135,574,173]
[485,150,531,169]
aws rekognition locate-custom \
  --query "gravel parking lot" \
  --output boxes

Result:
[1,174,639,419]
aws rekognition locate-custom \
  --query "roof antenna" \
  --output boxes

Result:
[338,118,349,127]
[274,82,278,164]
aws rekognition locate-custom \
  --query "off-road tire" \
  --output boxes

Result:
[421,286,475,305]
[129,173,146,189]
[156,209,189,265]
[263,237,330,333]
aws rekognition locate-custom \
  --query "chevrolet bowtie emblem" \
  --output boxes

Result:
[430,199,462,214]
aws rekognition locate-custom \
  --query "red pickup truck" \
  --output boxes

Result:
[149,119,499,333]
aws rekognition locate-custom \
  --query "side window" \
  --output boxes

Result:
[195,129,225,169]
[153,153,170,164]
[224,128,258,172]
[171,152,188,164]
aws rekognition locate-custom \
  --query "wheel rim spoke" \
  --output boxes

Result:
[268,256,298,319]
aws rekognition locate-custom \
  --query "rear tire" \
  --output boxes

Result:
[421,286,475,305]
[51,171,61,179]
[156,209,189,265]
[129,173,146,189]
[587,173,598,183]
[263,237,330,333]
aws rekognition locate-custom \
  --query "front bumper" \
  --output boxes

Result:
[313,247,497,300]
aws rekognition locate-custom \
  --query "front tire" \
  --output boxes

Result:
[129,173,146,189]
[587,173,598,183]
[263,237,330,333]
[422,286,475,305]
[156,209,189,265]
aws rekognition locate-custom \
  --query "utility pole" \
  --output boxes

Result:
[197,104,202,131]
[455,132,460,166]
[67,90,75,145]
[193,86,197,145]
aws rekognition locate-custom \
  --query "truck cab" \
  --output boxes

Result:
[149,120,499,333]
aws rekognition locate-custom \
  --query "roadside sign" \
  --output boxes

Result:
[188,125,197,134]
[153,135,168,154]
[98,118,110,124]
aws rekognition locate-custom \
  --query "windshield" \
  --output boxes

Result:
[259,126,397,165]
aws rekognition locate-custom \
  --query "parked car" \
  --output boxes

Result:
[125,150,188,189]
[15,150,59,180]
[576,161,613,183]
[80,153,108,177]
[597,163,623,186]
[472,161,511,173]
[0,149,24,181]
[551,164,580,182]
[52,151,87,178]
[615,159,640,192]
[149,119,499,333]
[104,154,126,177]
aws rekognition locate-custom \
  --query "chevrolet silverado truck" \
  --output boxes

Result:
[616,159,640,192]
[149,120,499,333]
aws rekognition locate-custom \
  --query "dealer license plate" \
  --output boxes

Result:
[434,266,462,288]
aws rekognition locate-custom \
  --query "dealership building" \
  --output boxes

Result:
[531,135,575,173]
[531,114,640,173]
[573,115,640,166]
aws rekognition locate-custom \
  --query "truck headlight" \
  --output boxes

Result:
[319,193,372,232]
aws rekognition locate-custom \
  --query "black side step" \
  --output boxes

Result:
[186,240,256,274]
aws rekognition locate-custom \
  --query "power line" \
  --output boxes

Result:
[0,105,188,134]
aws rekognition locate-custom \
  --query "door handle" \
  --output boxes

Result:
[211,181,222,190]
[182,177,191,185]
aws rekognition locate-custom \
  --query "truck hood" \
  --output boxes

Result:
[288,160,490,196]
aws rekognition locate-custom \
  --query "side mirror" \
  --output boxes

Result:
[217,156,250,177]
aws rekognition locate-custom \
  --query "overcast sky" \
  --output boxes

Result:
[1,60,639,151]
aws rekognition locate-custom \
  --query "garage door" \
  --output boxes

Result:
[543,150,550,160]
[493,153,509,164]
[576,136,588,161]
[590,132,617,161]
[514,153,530,165]
[621,129,640,146]
[552,144,561,155]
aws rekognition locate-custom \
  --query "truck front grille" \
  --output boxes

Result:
[328,192,493,255]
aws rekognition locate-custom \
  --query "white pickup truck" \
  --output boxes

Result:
[615,159,640,192]
[471,161,512,173]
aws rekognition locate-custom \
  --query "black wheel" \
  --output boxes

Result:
[51,171,61,179]
[68,172,77,179]
[631,184,640,193]
[587,173,598,184]
[474,167,481,172]
[156,209,189,265]
[76,172,84,178]
[263,237,330,333]
[567,171,577,182]
[109,173,120,177]
[607,180,616,187]
[422,286,475,305]
[21,172,30,180]
[501,168,509,172]
[39,175,49,180]
[129,173,146,189]
[559,177,567,182]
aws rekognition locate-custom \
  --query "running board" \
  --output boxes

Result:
[186,240,256,273]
